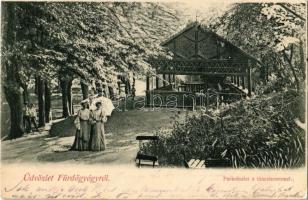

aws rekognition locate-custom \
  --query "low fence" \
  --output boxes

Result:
[146,89,245,110]
[39,105,82,121]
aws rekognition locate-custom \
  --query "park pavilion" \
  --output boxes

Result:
[146,22,263,108]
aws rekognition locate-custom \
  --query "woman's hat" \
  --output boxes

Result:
[95,101,102,106]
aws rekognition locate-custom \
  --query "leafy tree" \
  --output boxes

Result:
[2,3,25,138]
[1,2,184,138]
[208,3,306,92]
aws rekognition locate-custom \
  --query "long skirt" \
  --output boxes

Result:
[71,120,90,151]
[90,122,106,151]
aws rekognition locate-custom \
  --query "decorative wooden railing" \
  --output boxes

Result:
[178,83,205,93]
[149,59,249,75]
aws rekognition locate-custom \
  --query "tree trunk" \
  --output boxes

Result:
[67,79,74,115]
[3,2,24,139]
[45,83,51,123]
[37,76,45,127]
[80,81,89,100]
[34,76,39,95]
[95,81,101,91]
[299,39,305,80]
[108,86,115,99]
[60,79,69,118]
[21,83,29,104]
[133,77,135,86]
[282,50,300,91]
[4,86,24,139]
[103,84,110,98]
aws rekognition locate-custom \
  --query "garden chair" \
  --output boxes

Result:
[135,135,159,168]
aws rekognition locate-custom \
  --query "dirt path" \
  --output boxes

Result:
[1,109,190,165]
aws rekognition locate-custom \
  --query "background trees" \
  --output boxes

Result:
[208,3,306,92]
[1,2,305,141]
[1,2,184,139]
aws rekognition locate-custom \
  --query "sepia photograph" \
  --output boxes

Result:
[1,0,307,199]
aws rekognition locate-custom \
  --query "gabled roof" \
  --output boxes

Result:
[161,22,197,46]
[161,21,262,65]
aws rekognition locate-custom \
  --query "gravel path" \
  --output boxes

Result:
[1,109,190,165]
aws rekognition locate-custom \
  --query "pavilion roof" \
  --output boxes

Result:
[160,21,262,65]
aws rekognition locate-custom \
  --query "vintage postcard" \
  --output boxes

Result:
[1,0,307,199]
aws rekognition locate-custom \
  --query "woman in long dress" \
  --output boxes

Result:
[90,101,107,151]
[71,101,91,151]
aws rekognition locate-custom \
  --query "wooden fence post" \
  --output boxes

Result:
[146,75,150,106]
[206,89,210,110]
[241,76,245,89]
[216,93,219,110]
[163,74,166,87]
[247,60,252,97]
[155,75,159,89]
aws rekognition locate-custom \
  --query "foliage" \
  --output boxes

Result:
[142,90,305,168]
[1,2,184,138]
[208,3,306,91]
[2,2,184,86]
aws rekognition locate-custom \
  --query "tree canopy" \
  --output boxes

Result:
[1,2,185,138]
[208,3,306,91]
[3,2,185,86]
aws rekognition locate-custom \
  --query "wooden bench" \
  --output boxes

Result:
[204,158,232,168]
[185,158,232,168]
[135,136,159,168]
[184,159,206,169]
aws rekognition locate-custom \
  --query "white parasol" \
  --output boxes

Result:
[89,95,115,116]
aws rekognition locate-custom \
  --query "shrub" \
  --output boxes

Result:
[141,90,305,168]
